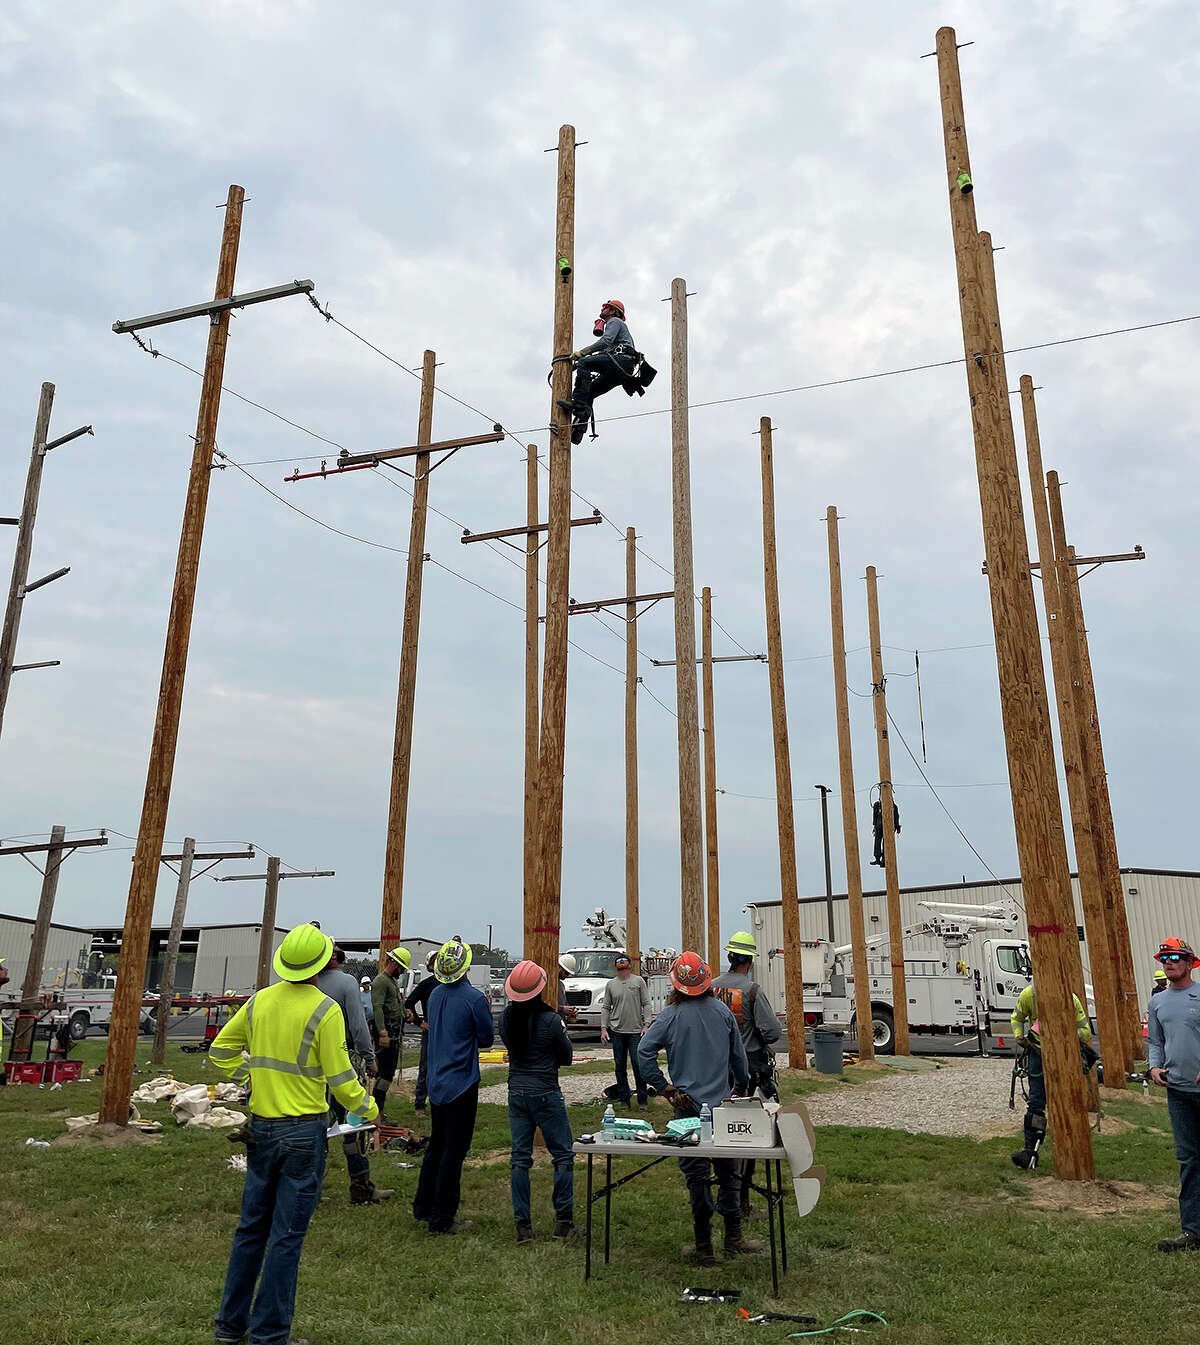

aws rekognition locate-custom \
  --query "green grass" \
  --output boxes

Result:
[0,1044,1188,1345]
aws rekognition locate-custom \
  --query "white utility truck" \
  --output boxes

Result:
[559,908,673,1034]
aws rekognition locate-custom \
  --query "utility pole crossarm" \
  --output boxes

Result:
[981,547,1144,576]
[461,512,602,545]
[650,654,765,667]
[113,280,315,333]
[0,835,107,858]
[160,849,255,863]
[568,590,674,616]
[214,869,334,881]
[334,429,504,469]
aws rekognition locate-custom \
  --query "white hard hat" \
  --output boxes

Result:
[559,953,577,975]
[360,975,371,985]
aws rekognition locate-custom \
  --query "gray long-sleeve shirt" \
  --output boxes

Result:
[317,965,376,1068]
[711,970,781,1059]
[1148,981,1200,1093]
[601,974,650,1033]
[579,316,635,356]
[637,996,749,1109]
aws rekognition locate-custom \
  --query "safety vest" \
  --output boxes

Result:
[209,981,370,1119]
[714,981,759,1031]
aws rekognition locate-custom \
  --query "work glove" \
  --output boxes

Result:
[1012,1037,1027,1059]
[660,1084,678,1105]
[378,1030,390,1049]
[570,349,584,360]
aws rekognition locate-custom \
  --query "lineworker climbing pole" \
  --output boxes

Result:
[1009,979,1095,1170]
[556,299,655,445]
[871,796,900,867]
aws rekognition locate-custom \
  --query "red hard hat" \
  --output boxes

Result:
[670,951,712,996]
[601,299,625,319]
[1157,936,1197,963]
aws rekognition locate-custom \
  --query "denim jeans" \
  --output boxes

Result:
[1166,1088,1200,1235]
[413,1083,479,1231]
[610,1031,647,1104]
[1023,1046,1047,1151]
[415,1031,429,1109]
[508,1086,574,1225]
[215,1115,327,1345]
[673,1104,741,1224]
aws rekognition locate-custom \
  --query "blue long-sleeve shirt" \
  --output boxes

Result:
[580,316,634,356]
[426,979,495,1106]
[637,996,749,1108]
[1148,981,1200,1094]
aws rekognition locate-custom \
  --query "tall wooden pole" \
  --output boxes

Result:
[151,836,195,1066]
[11,825,66,1060]
[523,444,541,954]
[0,383,55,744]
[529,124,576,1013]
[825,509,875,1061]
[1020,388,1128,1079]
[701,587,721,968]
[671,279,705,953]
[625,527,641,972]
[256,857,282,991]
[1050,490,1143,1060]
[381,350,437,959]
[759,418,806,1070]
[936,28,1092,1176]
[865,568,910,1056]
[101,185,245,1125]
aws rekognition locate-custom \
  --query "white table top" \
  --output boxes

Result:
[572,1137,787,1160]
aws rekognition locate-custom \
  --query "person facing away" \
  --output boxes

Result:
[601,952,651,1106]
[1148,937,1200,1253]
[317,945,392,1207]
[210,923,378,1345]
[637,951,760,1266]
[1009,981,1092,1170]
[871,798,900,866]
[369,946,411,1121]
[499,960,576,1244]
[412,937,494,1234]
[405,950,440,1113]
[558,299,638,444]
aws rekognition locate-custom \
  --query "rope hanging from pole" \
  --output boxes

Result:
[915,650,927,763]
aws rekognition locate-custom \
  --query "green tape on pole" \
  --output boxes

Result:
[956,171,973,195]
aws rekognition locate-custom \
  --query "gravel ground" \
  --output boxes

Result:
[479,1070,617,1107]
[801,1056,1020,1138]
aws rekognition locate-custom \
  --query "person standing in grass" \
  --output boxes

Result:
[1148,936,1200,1253]
[210,923,377,1345]
[600,952,651,1107]
[499,960,576,1243]
[405,951,440,1113]
[370,947,411,1122]
[412,937,494,1234]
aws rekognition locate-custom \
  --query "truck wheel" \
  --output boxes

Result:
[68,1011,90,1042]
[853,1007,894,1055]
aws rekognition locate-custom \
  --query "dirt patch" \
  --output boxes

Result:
[1018,1177,1173,1217]
[465,1145,544,1169]
[54,1122,162,1148]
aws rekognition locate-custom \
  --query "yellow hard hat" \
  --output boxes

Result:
[273,923,334,982]
[386,947,412,971]
[725,931,758,958]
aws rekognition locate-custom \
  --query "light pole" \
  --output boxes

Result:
[815,785,834,941]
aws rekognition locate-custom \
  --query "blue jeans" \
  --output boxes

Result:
[1023,1046,1047,1151]
[611,1031,647,1104]
[215,1116,327,1345]
[1166,1088,1200,1235]
[508,1087,574,1225]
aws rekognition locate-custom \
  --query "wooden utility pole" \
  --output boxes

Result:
[701,587,721,968]
[625,527,641,972]
[671,279,705,953]
[825,508,875,1061]
[1020,386,1128,1079]
[11,826,66,1060]
[759,418,806,1070]
[380,350,437,959]
[529,124,577,1013]
[936,27,1093,1176]
[152,837,195,1066]
[523,444,541,950]
[864,568,910,1056]
[1050,491,1143,1059]
[258,857,282,991]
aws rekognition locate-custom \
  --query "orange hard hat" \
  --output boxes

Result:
[1156,936,1197,963]
[601,299,625,319]
[670,951,712,996]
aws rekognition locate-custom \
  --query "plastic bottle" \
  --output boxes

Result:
[601,1103,616,1143]
[699,1103,713,1143]
[1143,1076,1149,1097]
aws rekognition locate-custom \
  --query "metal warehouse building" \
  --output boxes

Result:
[0,913,92,993]
[747,868,1199,1011]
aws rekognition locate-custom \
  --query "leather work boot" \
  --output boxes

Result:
[1159,1231,1200,1253]
[554,1219,578,1240]
[516,1221,534,1244]
[684,1218,716,1266]
[350,1176,394,1205]
[723,1215,765,1257]
[1011,1148,1034,1170]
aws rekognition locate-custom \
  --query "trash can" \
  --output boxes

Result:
[813,1027,844,1076]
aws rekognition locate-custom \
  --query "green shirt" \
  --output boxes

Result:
[371,970,404,1035]
[1010,984,1091,1043]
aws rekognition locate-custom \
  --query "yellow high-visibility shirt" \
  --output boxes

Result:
[209,981,375,1120]
[1010,984,1092,1043]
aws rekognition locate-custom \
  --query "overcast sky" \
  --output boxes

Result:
[0,2,1195,963]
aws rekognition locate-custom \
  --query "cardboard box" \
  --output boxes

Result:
[712,1098,777,1148]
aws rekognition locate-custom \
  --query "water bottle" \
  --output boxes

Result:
[601,1103,616,1143]
[699,1103,712,1144]
[1142,1076,1149,1097]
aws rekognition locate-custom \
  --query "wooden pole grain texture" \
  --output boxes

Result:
[529,125,576,1014]
[701,587,721,969]
[670,279,706,954]
[1050,493,1143,1060]
[0,383,55,745]
[625,528,641,972]
[865,568,911,1056]
[380,350,437,961]
[523,444,541,954]
[257,857,282,991]
[1021,390,1128,1080]
[152,836,196,1066]
[759,418,806,1070]
[12,825,66,1061]
[101,185,245,1125]
[825,509,875,1060]
[936,28,1092,1177]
